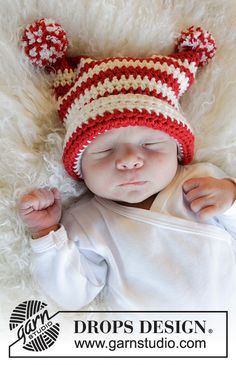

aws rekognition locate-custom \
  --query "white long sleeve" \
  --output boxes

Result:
[31,223,107,309]
[215,200,236,254]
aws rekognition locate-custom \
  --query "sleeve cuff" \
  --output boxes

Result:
[30,225,68,253]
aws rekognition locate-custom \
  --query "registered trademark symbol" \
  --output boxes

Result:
[208,329,213,334]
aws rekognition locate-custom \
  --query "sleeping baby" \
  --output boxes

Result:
[19,19,236,311]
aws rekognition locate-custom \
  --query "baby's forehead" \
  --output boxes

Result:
[90,126,172,145]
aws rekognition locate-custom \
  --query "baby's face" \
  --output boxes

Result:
[81,126,178,203]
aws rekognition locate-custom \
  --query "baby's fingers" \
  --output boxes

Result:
[189,196,214,214]
[19,193,39,211]
[182,178,202,194]
[197,206,217,221]
[190,197,225,220]
[19,189,54,212]
[184,187,207,203]
[51,188,61,202]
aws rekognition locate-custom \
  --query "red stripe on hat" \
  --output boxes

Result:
[171,50,200,67]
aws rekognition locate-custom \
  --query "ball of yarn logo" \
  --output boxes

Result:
[9,300,60,352]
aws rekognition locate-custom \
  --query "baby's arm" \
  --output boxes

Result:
[183,177,236,220]
[19,189,107,309]
[31,225,107,309]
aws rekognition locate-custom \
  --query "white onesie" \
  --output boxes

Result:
[31,162,236,311]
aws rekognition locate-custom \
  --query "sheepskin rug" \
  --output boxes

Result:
[1,0,236,344]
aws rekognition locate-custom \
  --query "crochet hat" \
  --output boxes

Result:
[21,18,216,180]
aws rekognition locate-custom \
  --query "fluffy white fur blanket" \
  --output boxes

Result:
[1,0,236,324]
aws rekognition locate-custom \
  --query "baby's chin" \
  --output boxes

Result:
[108,191,158,204]
[102,192,148,204]
[93,184,160,204]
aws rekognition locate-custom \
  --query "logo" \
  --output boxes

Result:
[9,300,60,352]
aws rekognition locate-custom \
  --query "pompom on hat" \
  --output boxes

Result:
[21,18,216,180]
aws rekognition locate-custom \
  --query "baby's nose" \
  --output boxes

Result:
[116,146,144,170]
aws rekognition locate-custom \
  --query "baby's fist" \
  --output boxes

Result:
[183,177,236,220]
[19,188,62,234]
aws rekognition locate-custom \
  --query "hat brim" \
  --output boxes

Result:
[62,109,194,180]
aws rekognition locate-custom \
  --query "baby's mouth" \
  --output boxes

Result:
[119,181,147,186]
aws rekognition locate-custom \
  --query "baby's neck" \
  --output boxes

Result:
[114,193,158,210]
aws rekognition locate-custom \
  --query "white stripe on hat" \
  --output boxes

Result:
[63,93,192,148]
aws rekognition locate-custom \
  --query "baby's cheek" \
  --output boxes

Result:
[84,162,113,193]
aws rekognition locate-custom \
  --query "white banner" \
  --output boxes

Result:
[7,301,228,358]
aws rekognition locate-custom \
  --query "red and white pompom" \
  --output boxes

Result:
[21,18,68,67]
[176,26,216,66]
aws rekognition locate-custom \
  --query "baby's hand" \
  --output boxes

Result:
[19,188,62,237]
[182,177,236,220]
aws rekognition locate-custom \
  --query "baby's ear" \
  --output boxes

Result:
[21,18,69,68]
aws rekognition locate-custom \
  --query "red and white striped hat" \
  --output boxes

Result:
[22,18,216,180]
